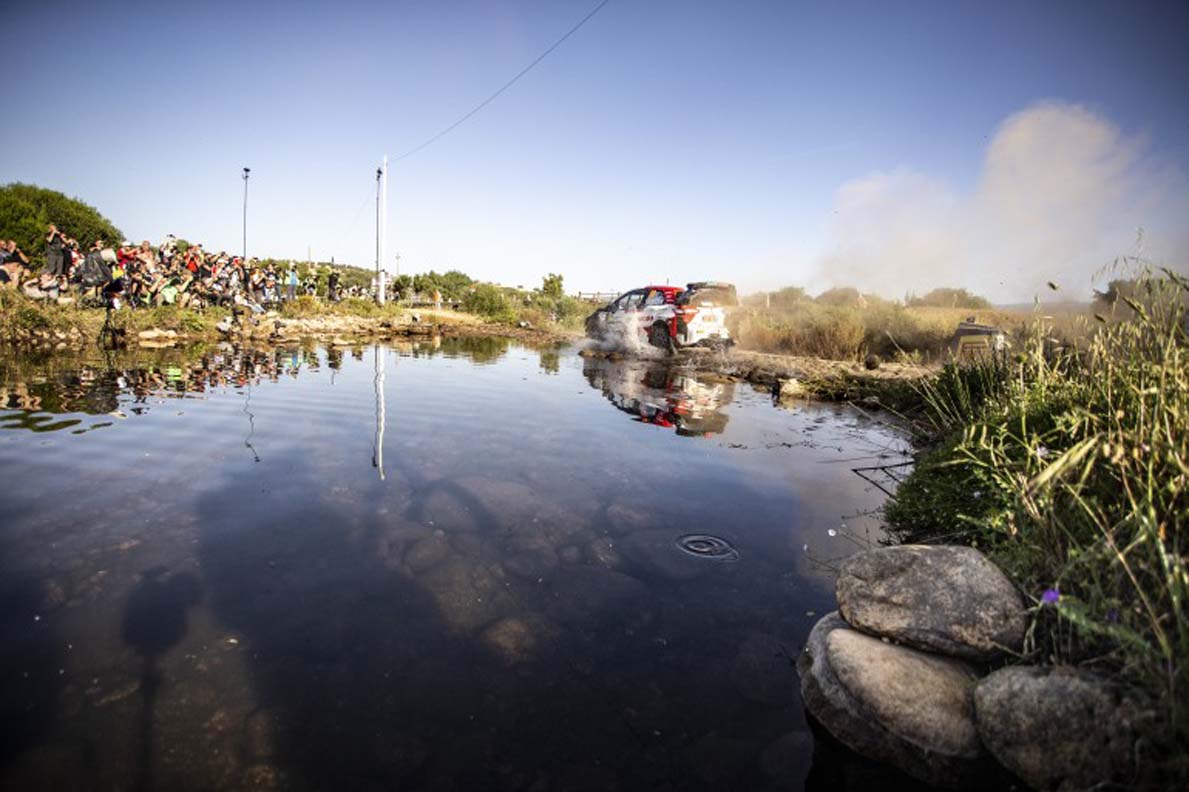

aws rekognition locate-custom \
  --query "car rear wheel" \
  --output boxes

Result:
[649,322,676,355]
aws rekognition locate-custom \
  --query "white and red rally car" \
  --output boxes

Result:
[584,282,737,352]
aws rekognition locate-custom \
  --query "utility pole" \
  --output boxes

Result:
[242,167,251,261]
[375,166,381,292]
[375,155,388,305]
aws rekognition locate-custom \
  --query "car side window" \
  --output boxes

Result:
[620,292,644,311]
[643,290,667,307]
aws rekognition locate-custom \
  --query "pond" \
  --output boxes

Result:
[0,338,918,791]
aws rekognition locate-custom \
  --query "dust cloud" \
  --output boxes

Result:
[815,102,1189,304]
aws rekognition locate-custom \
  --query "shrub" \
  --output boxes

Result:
[0,183,125,268]
[280,295,324,318]
[815,286,863,306]
[462,283,515,322]
[906,287,992,309]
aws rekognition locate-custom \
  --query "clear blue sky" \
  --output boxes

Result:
[2,0,1186,300]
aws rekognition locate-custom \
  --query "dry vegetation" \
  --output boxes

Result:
[730,292,1095,362]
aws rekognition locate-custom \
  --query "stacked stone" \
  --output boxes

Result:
[797,545,1151,791]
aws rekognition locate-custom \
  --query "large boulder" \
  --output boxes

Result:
[797,612,997,789]
[837,545,1025,660]
[974,666,1153,792]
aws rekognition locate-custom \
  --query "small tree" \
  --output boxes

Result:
[541,272,564,298]
[390,274,413,300]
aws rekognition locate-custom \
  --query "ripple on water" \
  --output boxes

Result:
[676,534,740,562]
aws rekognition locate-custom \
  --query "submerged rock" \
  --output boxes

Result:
[404,530,452,573]
[836,545,1025,660]
[618,528,709,580]
[974,666,1152,792]
[480,615,558,665]
[729,632,796,706]
[797,612,994,789]
[759,731,813,787]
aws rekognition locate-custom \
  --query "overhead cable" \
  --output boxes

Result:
[392,0,612,162]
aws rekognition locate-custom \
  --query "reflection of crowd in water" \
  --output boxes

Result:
[0,337,513,423]
[0,348,329,417]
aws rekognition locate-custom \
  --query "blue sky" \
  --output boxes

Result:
[2,0,1186,301]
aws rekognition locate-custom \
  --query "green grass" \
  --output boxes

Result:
[885,269,1189,785]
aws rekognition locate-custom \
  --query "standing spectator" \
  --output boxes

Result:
[327,269,340,302]
[159,234,177,267]
[45,224,66,277]
[287,265,298,301]
[65,237,81,277]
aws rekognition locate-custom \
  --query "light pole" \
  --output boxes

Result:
[242,167,250,261]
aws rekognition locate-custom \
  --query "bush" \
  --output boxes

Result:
[815,286,863,306]
[906,287,992,309]
[462,283,515,322]
[280,295,325,318]
[0,183,125,268]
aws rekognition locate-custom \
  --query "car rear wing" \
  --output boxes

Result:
[678,282,738,307]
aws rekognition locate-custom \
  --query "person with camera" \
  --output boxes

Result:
[327,269,340,302]
[44,224,67,278]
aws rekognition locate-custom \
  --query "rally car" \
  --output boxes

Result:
[584,282,737,352]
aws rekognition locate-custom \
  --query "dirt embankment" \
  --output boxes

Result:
[3,302,573,350]
[244,309,573,346]
[579,345,928,409]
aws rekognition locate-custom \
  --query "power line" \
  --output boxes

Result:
[393,0,612,163]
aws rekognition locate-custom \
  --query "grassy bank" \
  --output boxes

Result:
[884,271,1188,784]
[0,288,227,343]
[0,288,585,348]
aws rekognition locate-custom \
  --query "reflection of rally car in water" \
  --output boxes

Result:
[585,282,737,353]
[583,357,734,437]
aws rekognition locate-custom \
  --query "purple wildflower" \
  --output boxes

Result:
[1106,608,1119,623]
[1041,588,1060,605]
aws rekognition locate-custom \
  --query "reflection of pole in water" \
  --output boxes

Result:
[242,366,261,463]
[372,345,386,480]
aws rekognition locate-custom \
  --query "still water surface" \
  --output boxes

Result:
[0,338,914,790]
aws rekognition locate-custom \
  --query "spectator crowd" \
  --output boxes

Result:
[0,223,363,310]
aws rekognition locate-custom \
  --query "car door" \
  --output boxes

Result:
[607,290,646,341]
